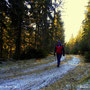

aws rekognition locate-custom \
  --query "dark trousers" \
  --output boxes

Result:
[57,54,62,67]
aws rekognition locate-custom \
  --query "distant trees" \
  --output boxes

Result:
[65,1,90,62]
[81,2,90,61]
[0,0,65,60]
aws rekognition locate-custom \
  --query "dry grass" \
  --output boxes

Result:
[0,55,55,72]
[42,55,90,90]
[1,55,88,90]
[0,55,72,81]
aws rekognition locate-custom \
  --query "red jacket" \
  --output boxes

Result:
[54,45,65,55]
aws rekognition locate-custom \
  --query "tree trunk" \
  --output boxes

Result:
[0,26,3,58]
[15,23,22,60]
[9,45,12,58]
[42,27,46,48]
[35,27,37,49]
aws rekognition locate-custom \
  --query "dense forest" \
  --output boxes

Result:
[0,0,64,60]
[65,2,90,62]
[0,0,90,62]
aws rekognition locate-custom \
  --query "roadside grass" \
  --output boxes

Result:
[42,55,90,90]
[79,76,90,84]
[0,55,56,80]
[0,55,55,72]
[0,55,71,71]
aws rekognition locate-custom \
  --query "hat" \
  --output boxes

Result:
[58,41,61,43]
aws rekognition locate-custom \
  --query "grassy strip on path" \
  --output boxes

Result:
[0,55,72,82]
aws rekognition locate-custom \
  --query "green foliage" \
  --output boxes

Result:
[81,2,90,62]
[84,52,90,62]
[65,43,70,54]
[8,0,25,60]
[0,0,8,58]
[0,0,65,60]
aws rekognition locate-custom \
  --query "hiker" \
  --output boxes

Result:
[54,41,65,67]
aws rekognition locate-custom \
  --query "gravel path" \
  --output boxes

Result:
[0,56,80,90]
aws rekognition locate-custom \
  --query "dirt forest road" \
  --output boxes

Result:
[0,56,80,90]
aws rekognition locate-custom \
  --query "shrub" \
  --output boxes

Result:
[19,51,27,60]
[19,48,48,60]
[84,51,90,62]
[36,49,48,59]
[20,48,37,60]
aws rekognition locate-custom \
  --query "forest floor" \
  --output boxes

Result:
[0,55,90,90]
